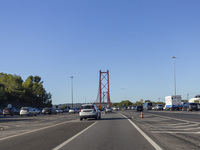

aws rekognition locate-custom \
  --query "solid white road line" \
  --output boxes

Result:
[151,131,200,134]
[120,113,163,150]
[151,126,200,131]
[52,121,98,150]
[151,113,200,124]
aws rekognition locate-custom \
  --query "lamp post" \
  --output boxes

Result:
[172,56,176,96]
[70,76,74,109]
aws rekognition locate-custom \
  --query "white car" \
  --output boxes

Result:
[79,104,101,121]
[20,107,37,116]
[69,108,78,114]
[105,107,112,113]
[113,107,118,111]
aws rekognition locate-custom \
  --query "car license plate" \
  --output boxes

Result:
[83,110,92,112]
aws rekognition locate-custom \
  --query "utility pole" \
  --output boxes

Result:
[172,56,176,96]
[70,76,74,109]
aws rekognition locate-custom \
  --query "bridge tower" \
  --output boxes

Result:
[96,70,111,109]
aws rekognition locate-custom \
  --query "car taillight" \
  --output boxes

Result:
[79,109,81,112]
[3,110,5,112]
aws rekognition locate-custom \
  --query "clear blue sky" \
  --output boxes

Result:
[0,0,200,104]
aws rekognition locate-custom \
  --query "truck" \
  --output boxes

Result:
[165,95,182,111]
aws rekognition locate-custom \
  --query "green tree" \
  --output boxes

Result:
[0,73,23,101]
[145,100,151,103]
[22,75,52,107]
[0,84,7,106]
[60,105,66,110]
[0,73,52,108]
[120,100,133,107]
[112,103,120,107]
[134,101,143,106]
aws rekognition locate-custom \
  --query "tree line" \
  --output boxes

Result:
[112,99,189,108]
[112,100,165,108]
[0,73,52,109]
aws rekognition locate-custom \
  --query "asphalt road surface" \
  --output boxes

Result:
[123,110,200,150]
[0,110,199,150]
[0,112,158,150]
[57,113,157,150]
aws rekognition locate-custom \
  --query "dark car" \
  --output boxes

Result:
[135,106,143,111]
[42,108,57,115]
[154,104,163,110]
[197,104,200,110]
[179,102,187,110]
[182,103,198,111]
[3,107,20,116]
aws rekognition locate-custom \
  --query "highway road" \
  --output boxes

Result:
[0,110,199,150]
[123,110,200,150]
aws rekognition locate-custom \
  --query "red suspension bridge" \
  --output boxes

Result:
[95,70,112,109]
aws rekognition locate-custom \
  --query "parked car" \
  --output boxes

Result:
[79,104,101,121]
[135,106,143,111]
[51,108,57,114]
[3,107,20,116]
[105,107,112,113]
[197,104,200,110]
[155,104,163,110]
[63,106,70,113]
[131,106,136,110]
[63,108,69,113]
[42,108,50,114]
[56,109,64,113]
[42,108,57,115]
[182,103,198,111]
[20,107,37,116]
[69,108,78,114]
[143,102,152,110]
[113,107,118,111]
[34,108,41,114]
[163,105,166,110]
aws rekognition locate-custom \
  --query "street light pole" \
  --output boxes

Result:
[172,56,176,96]
[70,76,74,109]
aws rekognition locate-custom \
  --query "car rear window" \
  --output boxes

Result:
[21,107,28,110]
[82,106,94,109]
